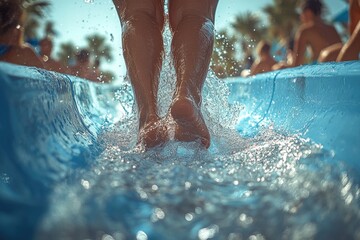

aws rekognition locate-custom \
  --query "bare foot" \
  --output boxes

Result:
[170,96,210,148]
[138,117,168,149]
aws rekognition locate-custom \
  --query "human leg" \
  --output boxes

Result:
[168,0,218,148]
[113,0,167,148]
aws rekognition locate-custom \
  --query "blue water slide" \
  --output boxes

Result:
[0,61,360,239]
[0,63,109,239]
[227,61,360,171]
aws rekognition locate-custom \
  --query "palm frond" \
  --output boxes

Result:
[22,0,50,18]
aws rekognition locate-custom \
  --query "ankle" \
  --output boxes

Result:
[175,85,202,106]
[139,113,159,128]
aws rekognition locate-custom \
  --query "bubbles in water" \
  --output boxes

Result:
[84,0,94,3]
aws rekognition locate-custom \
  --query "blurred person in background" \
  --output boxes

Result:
[272,38,295,70]
[337,0,360,61]
[0,0,43,68]
[291,0,342,66]
[249,40,277,76]
[319,0,360,62]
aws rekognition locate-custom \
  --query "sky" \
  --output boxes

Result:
[43,0,348,81]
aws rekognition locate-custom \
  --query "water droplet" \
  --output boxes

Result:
[81,179,90,189]
[136,231,148,240]
[101,234,114,240]
[185,213,193,221]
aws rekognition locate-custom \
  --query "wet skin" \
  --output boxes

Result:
[113,0,218,149]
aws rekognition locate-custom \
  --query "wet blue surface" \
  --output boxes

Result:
[0,61,360,240]
[228,61,360,174]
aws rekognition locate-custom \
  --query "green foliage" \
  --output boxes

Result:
[263,0,300,40]
[211,30,241,78]
[56,34,115,81]
[211,0,303,78]
[44,21,57,37]
[22,0,50,18]
[85,34,113,65]
[57,42,77,65]
[84,34,115,80]
[231,12,266,43]
[212,12,267,78]
[21,0,50,40]
[23,18,39,40]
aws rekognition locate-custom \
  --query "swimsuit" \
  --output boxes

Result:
[0,44,11,57]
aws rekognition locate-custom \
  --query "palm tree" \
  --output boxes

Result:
[231,12,267,70]
[263,0,300,41]
[23,18,40,40]
[43,21,57,38]
[84,34,115,81]
[21,0,51,40]
[211,30,241,78]
[57,42,77,66]
[231,12,266,43]
[85,34,113,66]
[22,0,50,16]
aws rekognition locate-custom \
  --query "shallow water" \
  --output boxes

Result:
[37,126,360,240]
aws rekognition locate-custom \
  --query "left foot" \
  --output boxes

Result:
[169,96,210,148]
[137,117,168,149]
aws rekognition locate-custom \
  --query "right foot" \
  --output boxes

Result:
[170,96,210,148]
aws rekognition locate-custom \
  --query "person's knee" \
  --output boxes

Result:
[120,5,164,32]
[169,14,215,35]
[168,0,217,32]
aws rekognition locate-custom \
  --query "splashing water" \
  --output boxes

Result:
[35,22,360,240]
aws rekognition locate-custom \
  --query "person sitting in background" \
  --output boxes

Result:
[249,41,277,76]
[272,38,295,70]
[291,0,342,66]
[319,0,360,62]
[317,42,343,63]
[0,0,43,68]
[39,36,68,74]
[337,0,360,61]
